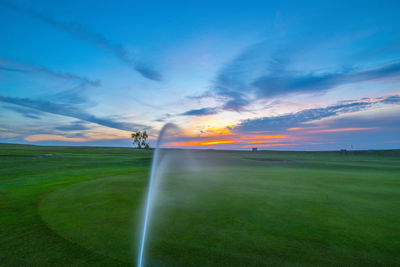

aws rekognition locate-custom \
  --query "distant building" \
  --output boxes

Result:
[340,149,347,153]
[252,147,258,152]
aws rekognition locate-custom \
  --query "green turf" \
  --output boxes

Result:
[1,143,399,266]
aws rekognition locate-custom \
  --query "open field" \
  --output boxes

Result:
[1,143,399,266]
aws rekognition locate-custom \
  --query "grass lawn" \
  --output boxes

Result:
[1,143,399,266]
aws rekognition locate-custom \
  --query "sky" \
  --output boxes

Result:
[0,0,399,150]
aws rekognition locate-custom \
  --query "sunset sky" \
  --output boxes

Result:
[1,0,399,150]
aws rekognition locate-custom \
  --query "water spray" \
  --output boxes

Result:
[137,123,177,267]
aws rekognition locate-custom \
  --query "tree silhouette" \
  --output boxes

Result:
[131,131,150,149]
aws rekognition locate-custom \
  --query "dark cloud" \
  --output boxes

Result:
[135,63,162,82]
[222,96,249,112]
[181,107,219,116]
[1,1,162,81]
[0,95,149,132]
[382,95,400,104]
[235,94,400,132]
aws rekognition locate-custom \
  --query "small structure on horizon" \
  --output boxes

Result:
[252,147,258,152]
[340,149,347,153]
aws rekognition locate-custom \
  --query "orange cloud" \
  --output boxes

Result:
[206,126,232,136]
[25,134,86,142]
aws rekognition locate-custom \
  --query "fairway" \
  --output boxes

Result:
[1,143,400,266]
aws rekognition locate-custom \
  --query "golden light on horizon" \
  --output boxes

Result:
[255,135,288,139]
[243,143,292,148]
[166,139,238,146]
[247,140,278,144]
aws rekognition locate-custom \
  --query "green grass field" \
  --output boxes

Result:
[1,143,399,266]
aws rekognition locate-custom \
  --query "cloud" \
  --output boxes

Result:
[208,37,400,111]
[0,58,99,106]
[0,66,29,73]
[1,105,43,119]
[23,131,129,142]
[382,95,400,104]
[235,94,400,132]
[298,127,376,134]
[0,95,149,132]
[1,1,162,81]
[54,121,90,131]
[134,63,162,82]
[181,107,219,116]
[0,59,101,88]
[24,134,86,142]
[253,60,400,98]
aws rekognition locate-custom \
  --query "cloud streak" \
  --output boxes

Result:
[181,107,219,116]
[0,95,148,132]
[0,58,100,87]
[1,105,43,119]
[1,1,162,81]
[0,66,29,73]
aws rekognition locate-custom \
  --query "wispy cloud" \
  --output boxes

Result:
[54,121,90,131]
[181,107,219,116]
[0,66,29,73]
[1,1,162,81]
[0,58,99,106]
[0,95,149,132]
[1,105,43,119]
[0,58,100,87]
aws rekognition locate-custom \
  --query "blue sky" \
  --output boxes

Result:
[1,0,399,150]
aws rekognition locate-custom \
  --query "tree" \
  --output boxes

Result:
[131,131,149,149]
